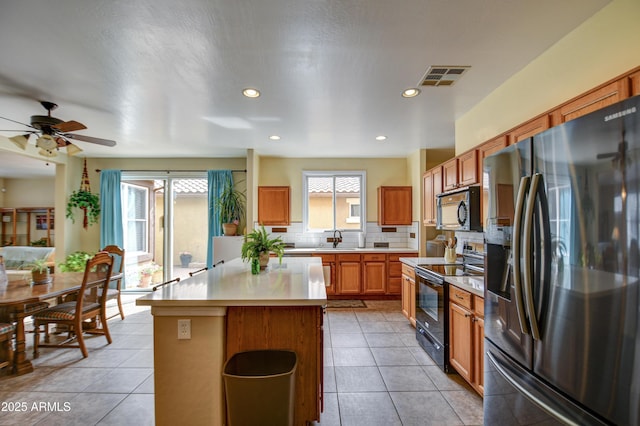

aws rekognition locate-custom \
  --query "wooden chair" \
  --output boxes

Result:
[0,322,15,371]
[99,245,125,320]
[32,251,114,359]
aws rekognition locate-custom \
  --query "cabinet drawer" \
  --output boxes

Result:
[312,253,336,262]
[450,286,472,310]
[362,253,386,262]
[338,254,361,262]
[473,295,484,318]
[401,264,415,280]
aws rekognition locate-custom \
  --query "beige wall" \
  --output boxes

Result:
[1,177,55,207]
[258,157,411,223]
[456,0,640,153]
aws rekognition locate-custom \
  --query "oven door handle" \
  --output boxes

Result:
[417,325,441,350]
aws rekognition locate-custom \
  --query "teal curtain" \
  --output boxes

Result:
[207,170,233,268]
[99,170,124,254]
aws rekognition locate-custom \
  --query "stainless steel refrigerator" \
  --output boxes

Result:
[483,95,640,425]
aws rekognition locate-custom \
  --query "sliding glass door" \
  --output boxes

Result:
[121,173,208,290]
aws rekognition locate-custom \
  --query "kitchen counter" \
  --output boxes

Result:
[136,257,326,426]
[399,256,485,297]
[137,257,326,307]
[284,247,418,255]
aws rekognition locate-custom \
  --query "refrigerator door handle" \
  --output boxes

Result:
[512,175,530,335]
[523,173,541,340]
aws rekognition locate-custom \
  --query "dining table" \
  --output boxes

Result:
[0,271,123,375]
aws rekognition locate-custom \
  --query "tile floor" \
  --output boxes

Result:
[0,296,483,425]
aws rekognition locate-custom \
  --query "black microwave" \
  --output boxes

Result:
[436,186,482,232]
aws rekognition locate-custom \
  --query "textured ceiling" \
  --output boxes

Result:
[0,0,609,172]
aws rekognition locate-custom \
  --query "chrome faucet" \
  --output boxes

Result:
[333,229,342,248]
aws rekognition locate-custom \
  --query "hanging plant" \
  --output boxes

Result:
[66,189,100,227]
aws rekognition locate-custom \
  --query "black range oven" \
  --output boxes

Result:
[415,259,484,373]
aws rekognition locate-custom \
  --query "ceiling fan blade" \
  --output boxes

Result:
[62,133,116,147]
[0,115,36,130]
[53,120,87,132]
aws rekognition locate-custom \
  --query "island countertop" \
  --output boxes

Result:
[136,256,327,308]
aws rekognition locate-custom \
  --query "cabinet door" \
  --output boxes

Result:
[258,186,290,225]
[423,170,434,225]
[378,186,412,225]
[363,260,386,294]
[509,114,550,144]
[631,71,640,96]
[337,255,361,294]
[473,316,484,396]
[401,275,410,319]
[449,302,473,383]
[442,158,458,191]
[458,150,478,186]
[557,79,630,123]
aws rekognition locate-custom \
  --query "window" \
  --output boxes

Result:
[121,182,150,254]
[303,171,366,232]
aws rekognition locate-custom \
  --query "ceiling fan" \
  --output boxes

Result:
[0,101,116,157]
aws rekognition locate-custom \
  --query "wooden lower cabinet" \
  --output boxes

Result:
[362,254,386,294]
[313,254,336,296]
[401,263,416,327]
[337,254,362,295]
[226,306,323,425]
[448,285,484,396]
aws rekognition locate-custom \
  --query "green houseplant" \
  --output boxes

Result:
[66,189,101,228]
[241,225,286,272]
[58,251,93,272]
[29,258,52,285]
[216,180,246,236]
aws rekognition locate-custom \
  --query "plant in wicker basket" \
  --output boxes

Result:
[66,189,100,227]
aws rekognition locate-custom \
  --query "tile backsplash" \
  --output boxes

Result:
[255,221,420,250]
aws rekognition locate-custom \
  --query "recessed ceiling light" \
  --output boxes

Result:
[402,88,421,98]
[269,135,281,141]
[242,88,260,98]
[375,135,387,141]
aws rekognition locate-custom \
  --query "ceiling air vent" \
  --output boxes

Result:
[420,66,470,87]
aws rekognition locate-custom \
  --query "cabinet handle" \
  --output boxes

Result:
[465,313,471,318]
[455,294,464,300]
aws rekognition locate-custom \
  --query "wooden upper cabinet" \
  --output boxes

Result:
[509,114,550,144]
[554,78,630,124]
[422,168,439,226]
[442,158,459,191]
[458,149,479,187]
[258,186,290,226]
[630,71,640,96]
[378,186,412,226]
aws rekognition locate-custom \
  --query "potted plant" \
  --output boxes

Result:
[179,251,192,268]
[29,258,51,285]
[216,179,245,236]
[241,225,286,272]
[58,251,93,272]
[66,189,101,228]
[139,263,158,288]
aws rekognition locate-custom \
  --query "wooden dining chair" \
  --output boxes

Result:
[32,251,114,359]
[0,322,15,371]
[99,245,125,320]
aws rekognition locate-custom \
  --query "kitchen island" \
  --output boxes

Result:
[136,257,326,426]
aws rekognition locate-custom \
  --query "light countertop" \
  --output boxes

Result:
[136,257,327,307]
[284,247,418,254]
[399,256,485,297]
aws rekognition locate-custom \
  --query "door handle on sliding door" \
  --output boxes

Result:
[512,176,530,335]
[522,173,541,340]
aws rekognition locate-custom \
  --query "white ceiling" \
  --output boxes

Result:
[0,0,609,176]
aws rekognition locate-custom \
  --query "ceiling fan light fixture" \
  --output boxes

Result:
[375,135,387,141]
[38,148,57,158]
[65,144,83,156]
[269,135,281,141]
[36,134,57,150]
[242,88,261,98]
[9,134,31,150]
